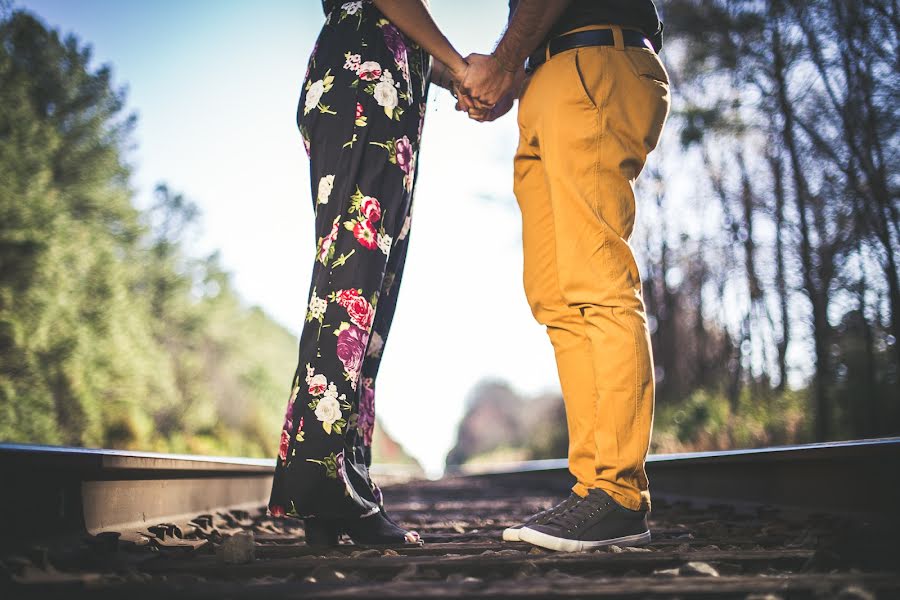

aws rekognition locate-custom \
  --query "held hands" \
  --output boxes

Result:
[453,53,523,123]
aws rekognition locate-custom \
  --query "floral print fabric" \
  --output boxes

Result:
[267,0,431,520]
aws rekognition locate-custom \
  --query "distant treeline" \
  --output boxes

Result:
[0,10,419,469]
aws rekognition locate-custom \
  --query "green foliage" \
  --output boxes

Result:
[0,10,144,447]
[0,10,296,458]
[651,387,812,454]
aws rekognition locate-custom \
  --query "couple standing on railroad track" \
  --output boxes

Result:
[267,0,670,553]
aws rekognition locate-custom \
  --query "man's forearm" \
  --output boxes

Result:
[493,0,572,70]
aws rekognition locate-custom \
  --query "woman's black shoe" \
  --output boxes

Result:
[342,511,422,546]
[304,517,341,547]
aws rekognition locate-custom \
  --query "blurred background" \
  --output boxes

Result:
[1,0,897,479]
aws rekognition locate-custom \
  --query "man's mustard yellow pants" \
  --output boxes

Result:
[514,26,670,511]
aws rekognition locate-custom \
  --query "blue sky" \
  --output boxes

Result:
[17,0,562,476]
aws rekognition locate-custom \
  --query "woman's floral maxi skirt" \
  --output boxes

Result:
[268,2,430,520]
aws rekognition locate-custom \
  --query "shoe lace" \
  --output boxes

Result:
[538,493,578,518]
[523,493,578,527]
[548,494,610,532]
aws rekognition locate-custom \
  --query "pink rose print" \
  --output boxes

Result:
[336,325,369,378]
[360,196,381,223]
[353,219,378,250]
[268,504,285,518]
[358,380,375,446]
[335,289,361,306]
[357,61,382,81]
[279,429,290,461]
[381,24,407,66]
[335,451,346,484]
[381,23,411,98]
[283,401,294,431]
[318,216,340,264]
[356,102,364,119]
[395,136,413,174]
[346,294,374,330]
[308,377,327,396]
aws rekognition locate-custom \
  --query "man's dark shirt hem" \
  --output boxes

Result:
[509,0,664,53]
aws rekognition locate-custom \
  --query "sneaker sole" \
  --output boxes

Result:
[502,527,522,542]
[519,527,651,552]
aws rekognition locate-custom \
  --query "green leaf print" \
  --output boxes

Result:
[332,249,355,268]
[369,139,397,164]
[307,453,342,480]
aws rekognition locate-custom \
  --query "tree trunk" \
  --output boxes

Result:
[768,150,791,392]
[771,18,831,440]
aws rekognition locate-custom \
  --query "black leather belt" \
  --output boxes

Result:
[525,29,654,74]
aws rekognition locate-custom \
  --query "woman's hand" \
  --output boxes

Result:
[433,58,477,111]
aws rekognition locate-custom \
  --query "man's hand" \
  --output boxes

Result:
[467,90,516,123]
[453,86,478,114]
[458,53,518,109]
[458,68,528,123]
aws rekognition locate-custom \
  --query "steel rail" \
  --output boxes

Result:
[2,437,897,544]
[452,437,900,517]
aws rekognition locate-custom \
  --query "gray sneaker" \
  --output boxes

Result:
[519,488,650,552]
[502,492,580,542]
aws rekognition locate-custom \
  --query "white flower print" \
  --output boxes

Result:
[366,331,384,357]
[315,395,342,432]
[307,293,327,322]
[380,68,395,85]
[317,174,334,205]
[398,215,411,241]
[304,80,325,113]
[402,154,416,193]
[374,79,399,114]
[303,71,335,116]
[343,52,361,73]
[377,232,392,256]
[341,1,363,15]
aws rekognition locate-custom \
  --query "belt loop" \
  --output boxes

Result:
[612,25,625,51]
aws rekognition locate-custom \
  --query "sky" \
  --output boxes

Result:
[17,0,563,477]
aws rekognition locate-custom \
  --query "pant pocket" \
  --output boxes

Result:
[572,48,606,110]
[623,48,670,86]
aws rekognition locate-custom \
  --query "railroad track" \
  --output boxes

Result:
[1,439,899,598]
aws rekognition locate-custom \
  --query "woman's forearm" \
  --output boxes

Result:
[373,0,467,81]
[430,59,455,91]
